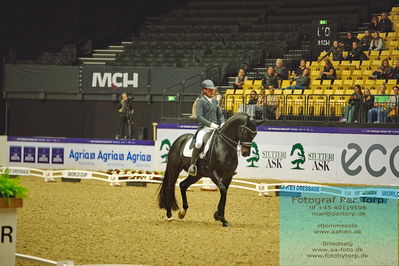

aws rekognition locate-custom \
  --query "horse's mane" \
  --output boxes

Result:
[220,112,249,130]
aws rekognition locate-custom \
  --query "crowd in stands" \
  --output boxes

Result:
[225,10,399,124]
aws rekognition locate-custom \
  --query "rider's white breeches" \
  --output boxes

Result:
[195,127,213,149]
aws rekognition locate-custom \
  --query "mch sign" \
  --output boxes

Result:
[91,72,139,88]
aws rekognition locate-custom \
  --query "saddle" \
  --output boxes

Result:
[183,130,215,159]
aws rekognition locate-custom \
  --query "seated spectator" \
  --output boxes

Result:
[368,85,391,123]
[343,85,363,123]
[247,90,258,105]
[377,12,393,33]
[262,66,279,89]
[369,31,385,51]
[342,32,359,51]
[294,59,307,77]
[361,88,375,122]
[373,59,393,79]
[388,86,399,122]
[368,16,379,32]
[359,30,372,50]
[320,59,336,81]
[389,59,399,79]
[258,86,280,120]
[318,40,343,62]
[233,68,248,89]
[275,58,288,80]
[286,69,310,90]
[347,41,368,61]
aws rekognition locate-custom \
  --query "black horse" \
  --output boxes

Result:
[158,113,262,227]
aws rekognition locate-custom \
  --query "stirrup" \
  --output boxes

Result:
[188,164,197,176]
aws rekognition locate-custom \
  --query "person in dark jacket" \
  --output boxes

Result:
[343,85,363,123]
[361,88,375,122]
[359,30,372,50]
[262,67,279,89]
[342,32,359,51]
[377,12,393,33]
[347,41,368,61]
[368,16,379,31]
[320,59,336,81]
[286,69,310,90]
[318,40,343,62]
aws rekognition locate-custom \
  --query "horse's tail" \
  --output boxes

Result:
[158,166,179,211]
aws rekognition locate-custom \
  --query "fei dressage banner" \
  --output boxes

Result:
[5,136,154,171]
[155,124,399,186]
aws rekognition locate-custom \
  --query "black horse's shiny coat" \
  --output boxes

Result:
[158,113,261,226]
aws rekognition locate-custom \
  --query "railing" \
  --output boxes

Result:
[224,93,399,124]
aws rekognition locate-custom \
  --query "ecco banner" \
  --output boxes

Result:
[155,124,399,186]
[6,136,154,171]
[82,65,149,93]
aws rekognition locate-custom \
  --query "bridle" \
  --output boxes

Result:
[217,125,257,151]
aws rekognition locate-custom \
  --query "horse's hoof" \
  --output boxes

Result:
[178,209,186,219]
[214,211,222,221]
[222,221,230,227]
[167,217,175,222]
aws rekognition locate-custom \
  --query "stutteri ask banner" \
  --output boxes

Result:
[6,136,154,171]
[155,124,399,186]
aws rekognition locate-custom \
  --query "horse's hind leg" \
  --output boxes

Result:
[178,174,201,219]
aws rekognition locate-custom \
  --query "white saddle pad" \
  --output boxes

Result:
[183,130,215,158]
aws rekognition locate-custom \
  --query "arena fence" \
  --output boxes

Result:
[1,166,398,199]
[225,93,399,123]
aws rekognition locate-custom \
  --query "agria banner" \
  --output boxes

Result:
[6,136,154,171]
[155,124,399,186]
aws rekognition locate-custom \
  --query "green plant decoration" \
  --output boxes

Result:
[0,169,28,203]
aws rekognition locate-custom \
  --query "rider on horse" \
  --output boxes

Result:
[188,79,225,176]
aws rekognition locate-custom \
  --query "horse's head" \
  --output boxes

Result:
[238,116,263,157]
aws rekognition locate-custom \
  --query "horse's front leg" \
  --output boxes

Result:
[178,174,201,219]
[212,171,232,227]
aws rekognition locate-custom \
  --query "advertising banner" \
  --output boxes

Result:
[82,65,149,93]
[6,136,155,171]
[155,124,399,186]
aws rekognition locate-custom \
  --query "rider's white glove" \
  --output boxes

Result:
[210,123,219,129]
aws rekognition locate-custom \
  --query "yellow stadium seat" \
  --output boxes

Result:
[274,89,283,95]
[340,70,352,80]
[293,89,303,95]
[311,80,321,88]
[305,61,312,68]
[387,79,397,85]
[325,87,335,95]
[283,88,293,95]
[392,7,399,13]
[380,50,391,60]
[303,88,314,95]
[362,69,373,77]
[313,86,324,94]
[375,80,386,86]
[351,60,361,69]
[364,79,375,87]
[342,51,349,58]
[353,79,364,86]
[388,40,399,49]
[281,80,291,89]
[334,86,345,94]
[344,79,354,86]
[352,69,362,77]
[253,80,262,86]
[357,33,365,39]
[372,60,382,67]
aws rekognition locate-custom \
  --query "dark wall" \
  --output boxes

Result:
[7,99,162,140]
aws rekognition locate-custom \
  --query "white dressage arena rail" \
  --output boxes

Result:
[2,166,398,198]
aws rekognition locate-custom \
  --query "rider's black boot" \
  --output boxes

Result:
[188,147,200,176]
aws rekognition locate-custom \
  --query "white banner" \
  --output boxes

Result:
[155,124,399,186]
[6,137,155,171]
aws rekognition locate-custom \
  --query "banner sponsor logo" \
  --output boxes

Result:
[341,143,399,178]
[37,147,50,163]
[91,72,138,89]
[68,149,151,164]
[262,149,286,169]
[9,146,22,162]
[246,142,260,167]
[51,148,64,164]
[159,139,172,164]
[290,143,306,170]
[62,170,92,179]
[23,147,36,163]
[309,152,334,171]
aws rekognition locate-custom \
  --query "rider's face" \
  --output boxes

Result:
[203,88,215,98]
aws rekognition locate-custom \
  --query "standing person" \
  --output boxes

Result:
[369,16,379,31]
[361,88,375,123]
[233,68,248,89]
[343,85,363,123]
[188,79,225,176]
[275,58,288,80]
[262,66,279,89]
[388,86,399,122]
[318,40,343,62]
[368,85,391,123]
[377,12,393,33]
[369,31,385,51]
[116,92,134,139]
